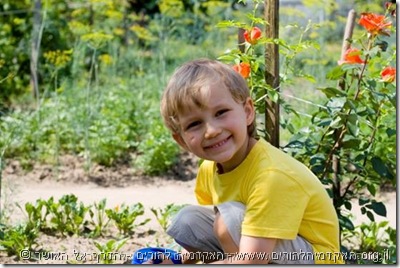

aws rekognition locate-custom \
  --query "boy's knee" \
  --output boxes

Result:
[214,213,231,245]
[214,202,245,247]
[169,205,203,229]
[167,205,224,254]
[213,209,240,253]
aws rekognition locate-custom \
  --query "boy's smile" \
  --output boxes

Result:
[173,81,256,173]
[204,135,231,151]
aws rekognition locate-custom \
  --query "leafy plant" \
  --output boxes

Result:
[47,194,90,236]
[135,119,180,175]
[290,7,396,240]
[88,198,110,238]
[150,204,187,231]
[105,203,150,236]
[0,223,39,258]
[18,199,51,234]
[342,221,396,264]
[93,238,129,264]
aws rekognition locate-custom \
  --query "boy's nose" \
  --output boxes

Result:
[204,122,221,139]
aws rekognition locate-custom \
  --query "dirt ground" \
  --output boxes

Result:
[0,153,396,264]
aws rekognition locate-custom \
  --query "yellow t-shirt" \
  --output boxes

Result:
[195,138,344,264]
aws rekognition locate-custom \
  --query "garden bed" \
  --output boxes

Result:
[0,154,396,264]
[0,154,197,264]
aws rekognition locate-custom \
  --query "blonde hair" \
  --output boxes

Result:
[160,58,257,137]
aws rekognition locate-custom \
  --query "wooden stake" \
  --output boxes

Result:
[264,0,280,147]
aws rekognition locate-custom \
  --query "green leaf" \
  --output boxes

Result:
[300,74,316,83]
[346,120,359,137]
[344,201,352,210]
[329,116,343,129]
[367,184,376,196]
[326,65,345,80]
[371,156,389,178]
[327,97,346,112]
[361,206,366,214]
[366,211,375,221]
[346,114,358,124]
[216,21,233,27]
[315,117,331,127]
[317,87,347,98]
[386,128,396,137]
[368,201,387,217]
[285,140,304,149]
[341,138,360,149]
[339,216,354,231]
[217,54,239,62]
[267,89,279,103]
[358,197,369,206]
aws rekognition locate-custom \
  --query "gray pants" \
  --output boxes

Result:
[167,202,314,264]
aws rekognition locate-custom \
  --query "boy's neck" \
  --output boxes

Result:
[216,163,224,174]
[216,137,258,174]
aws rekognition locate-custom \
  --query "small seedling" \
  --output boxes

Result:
[150,203,186,231]
[0,223,39,258]
[93,238,129,264]
[17,198,50,234]
[88,198,110,237]
[47,194,90,236]
[105,202,150,235]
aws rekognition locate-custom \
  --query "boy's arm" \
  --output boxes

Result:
[212,235,277,264]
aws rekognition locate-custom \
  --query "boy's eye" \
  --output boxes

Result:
[216,109,229,117]
[185,121,201,130]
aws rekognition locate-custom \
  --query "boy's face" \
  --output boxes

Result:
[173,82,255,173]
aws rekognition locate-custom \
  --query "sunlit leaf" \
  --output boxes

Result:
[326,65,345,80]
[317,87,347,98]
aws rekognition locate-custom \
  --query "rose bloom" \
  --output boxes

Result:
[244,27,262,45]
[358,12,392,36]
[233,62,251,78]
[338,48,365,65]
[381,66,396,83]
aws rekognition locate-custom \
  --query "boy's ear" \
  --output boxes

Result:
[172,133,189,150]
[244,97,255,126]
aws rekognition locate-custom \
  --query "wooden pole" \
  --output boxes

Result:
[333,9,356,195]
[339,10,357,61]
[264,0,280,147]
[30,0,42,101]
[333,9,356,243]
[238,28,245,53]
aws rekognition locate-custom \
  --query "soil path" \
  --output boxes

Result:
[7,176,396,228]
[6,176,198,231]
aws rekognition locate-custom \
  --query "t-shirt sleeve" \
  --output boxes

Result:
[241,170,310,240]
[194,160,214,205]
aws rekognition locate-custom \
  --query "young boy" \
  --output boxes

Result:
[159,58,344,264]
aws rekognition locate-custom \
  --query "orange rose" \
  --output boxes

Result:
[358,12,392,36]
[244,27,262,45]
[381,66,396,83]
[338,48,365,65]
[233,62,251,78]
